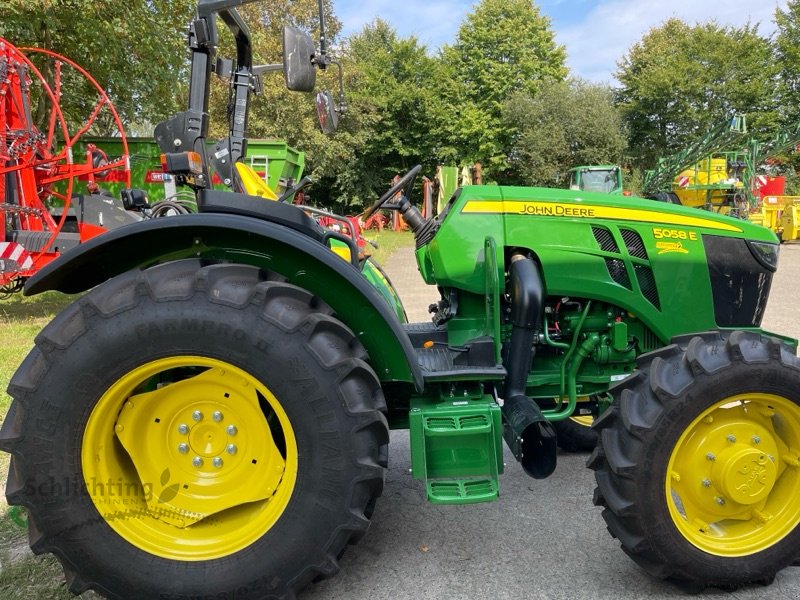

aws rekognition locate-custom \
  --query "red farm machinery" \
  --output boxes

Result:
[0,38,132,297]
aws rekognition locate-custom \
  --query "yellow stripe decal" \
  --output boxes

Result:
[462,200,742,233]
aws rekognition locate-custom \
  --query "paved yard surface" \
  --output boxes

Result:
[306,243,800,600]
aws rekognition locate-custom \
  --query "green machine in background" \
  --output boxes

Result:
[568,165,624,194]
[74,137,305,202]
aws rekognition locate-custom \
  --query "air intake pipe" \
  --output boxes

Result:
[501,253,557,479]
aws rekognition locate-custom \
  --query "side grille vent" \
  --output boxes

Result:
[605,258,631,289]
[592,227,619,253]
[634,265,661,310]
[639,328,662,352]
[620,229,648,259]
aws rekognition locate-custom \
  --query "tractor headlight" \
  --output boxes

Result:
[747,240,780,272]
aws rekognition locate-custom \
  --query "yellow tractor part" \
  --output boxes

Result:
[235,161,278,200]
[779,200,800,241]
[666,393,800,556]
[748,195,800,241]
[673,157,737,209]
[82,356,297,560]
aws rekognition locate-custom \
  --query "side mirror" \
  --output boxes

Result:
[316,91,339,134]
[283,26,316,92]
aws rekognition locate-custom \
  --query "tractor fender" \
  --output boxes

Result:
[26,213,422,390]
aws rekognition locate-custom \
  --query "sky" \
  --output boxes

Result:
[335,0,789,83]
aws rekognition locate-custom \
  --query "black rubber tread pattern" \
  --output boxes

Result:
[1,259,389,599]
[553,417,598,452]
[589,330,800,590]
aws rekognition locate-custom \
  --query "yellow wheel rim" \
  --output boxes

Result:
[666,393,800,556]
[81,356,298,561]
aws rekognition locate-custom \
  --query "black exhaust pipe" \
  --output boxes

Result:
[501,254,557,479]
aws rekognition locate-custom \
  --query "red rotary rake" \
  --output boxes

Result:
[0,38,131,297]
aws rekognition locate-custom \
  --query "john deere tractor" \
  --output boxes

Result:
[3,1,800,598]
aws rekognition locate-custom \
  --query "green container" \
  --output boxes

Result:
[72,137,304,203]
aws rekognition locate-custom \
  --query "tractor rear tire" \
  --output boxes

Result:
[589,331,800,590]
[0,260,389,599]
[554,416,598,452]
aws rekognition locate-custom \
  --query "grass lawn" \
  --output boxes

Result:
[0,232,413,597]
[361,229,414,265]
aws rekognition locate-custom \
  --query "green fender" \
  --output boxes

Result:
[25,213,422,390]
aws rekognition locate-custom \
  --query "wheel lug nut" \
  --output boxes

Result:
[178,443,189,454]
[192,410,203,422]
[726,434,736,443]
[213,411,224,422]
[702,479,711,488]
[752,436,761,445]
[706,453,716,461]
[227,425,238,436]
[213,457,223,468]
[178,423,189,435]
[715,496,726,506]
[226,444,237,455]
[192,456,204,467]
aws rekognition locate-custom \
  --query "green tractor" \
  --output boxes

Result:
[568,164,624,194]
[3,1,800,598]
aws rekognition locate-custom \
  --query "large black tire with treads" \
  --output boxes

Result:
[589,331,800,591]
[0,259,389,599]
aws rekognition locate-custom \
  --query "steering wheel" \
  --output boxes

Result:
[364,165,422,219]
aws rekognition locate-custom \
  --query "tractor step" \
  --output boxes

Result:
[426,478,498,504]
[404,322,505,381]
[409,400,502,505]
[414,345,505,381]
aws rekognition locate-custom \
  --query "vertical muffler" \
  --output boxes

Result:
[501,253,557,479]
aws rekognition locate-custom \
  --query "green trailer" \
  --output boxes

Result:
[74,136,304,202]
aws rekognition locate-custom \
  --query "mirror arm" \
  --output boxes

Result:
[252,63,283,76]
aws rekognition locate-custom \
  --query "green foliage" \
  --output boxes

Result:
[444,0,567,177]
[333,20,447,205]
[1,0,194,134]
[503,80,627,186]
[776,1,800,125]
[616,18,778,168]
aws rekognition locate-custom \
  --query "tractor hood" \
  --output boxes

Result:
[416,185,779,342]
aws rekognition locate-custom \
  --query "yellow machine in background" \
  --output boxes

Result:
[672,155,745,210]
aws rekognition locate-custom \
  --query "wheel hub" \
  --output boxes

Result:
[713,445,776,505]
[114,367,285,527]
[188,420,230,458]
[666,393,800,556]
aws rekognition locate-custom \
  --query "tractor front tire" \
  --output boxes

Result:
[0,260,389,599]
[589,331,800,590]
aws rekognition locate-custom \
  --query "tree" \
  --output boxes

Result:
[616,19,778,168]
[334,20,450,206]
[444,0,567,177]
[775,0,800,125]
[1,0,195,134]
[503,80,628,186]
